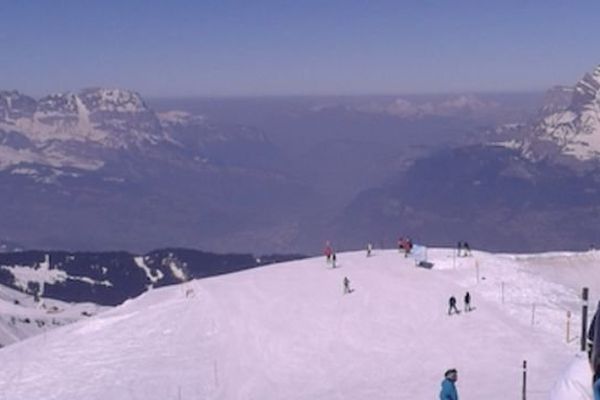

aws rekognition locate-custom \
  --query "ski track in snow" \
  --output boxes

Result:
[0,248,598,399]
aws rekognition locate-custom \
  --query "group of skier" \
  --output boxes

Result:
[448,292,472,315]
[322,240,472,399]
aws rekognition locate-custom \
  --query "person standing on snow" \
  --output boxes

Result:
[367,243,373,257]
[457,241,463,257]
[464,292,472,312]
[324,242,333,263]
[332,253,337,268]
[343,277,351,294]
[448,296,459,315]
[439,369,459,400]
[463,242,471,257]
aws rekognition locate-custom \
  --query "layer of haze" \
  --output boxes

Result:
[0,0,599,97]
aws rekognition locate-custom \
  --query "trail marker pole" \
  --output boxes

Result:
[567,311,571,343]
[522,360,527,400]
[582,287,589,352]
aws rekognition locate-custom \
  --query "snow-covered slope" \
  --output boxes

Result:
[0,283,106,348]
[0,248,596,399]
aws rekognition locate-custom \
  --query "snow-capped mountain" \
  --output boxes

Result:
[525,65,600,161]
[0,248,594,399]
[0,88,167,173]
[0,88,309,253]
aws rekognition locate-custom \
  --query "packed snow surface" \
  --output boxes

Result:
[0,248,598,399]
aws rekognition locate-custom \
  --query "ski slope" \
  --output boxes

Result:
[0,248,597,399]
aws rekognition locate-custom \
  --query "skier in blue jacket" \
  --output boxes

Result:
[439,369,459,400]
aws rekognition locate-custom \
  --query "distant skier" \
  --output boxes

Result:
[448,296,459,315]
[332,253,337,268]
[324,242,333,263]
[464,291,472,312]
[343,277,351,294]
[398,237,404,253]
[367,243,373,257]
[439,369,459,400]
[457,241,463,257]
[399,237,412,257]
[463,242,471,257]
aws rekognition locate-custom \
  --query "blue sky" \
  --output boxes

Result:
[0,0,599,97]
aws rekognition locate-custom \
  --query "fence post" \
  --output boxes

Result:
[522,360,527,400]
[582,287,589,352]
[567,311,571,343]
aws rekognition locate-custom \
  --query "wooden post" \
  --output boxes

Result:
[522,360,527,400]
[582,287,589,352]
[567,311,571,343]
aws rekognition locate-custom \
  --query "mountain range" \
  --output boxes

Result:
[1,65,599,254]
[336,64,600,252]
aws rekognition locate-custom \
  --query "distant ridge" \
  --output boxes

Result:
[0,248,306,306]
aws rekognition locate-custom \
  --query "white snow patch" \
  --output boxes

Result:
[134,256,163,283]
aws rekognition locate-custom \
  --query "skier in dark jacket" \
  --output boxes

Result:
[343,277,351,294]
[463,242,471,256]
[464,292,472,312]
[448,296,459,315]
[457,241,463,257]
[439,369,459,400]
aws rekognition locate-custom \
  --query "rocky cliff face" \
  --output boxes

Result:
[524,65,600,161]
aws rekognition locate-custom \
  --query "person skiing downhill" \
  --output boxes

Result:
[343,277,351,294]
[439,369,459,400]
[464,292,472,312]
[448,296,460,315]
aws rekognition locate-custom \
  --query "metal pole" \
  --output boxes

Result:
[567,311,571,343]
[582,287,589,352]
[522,360,527,400]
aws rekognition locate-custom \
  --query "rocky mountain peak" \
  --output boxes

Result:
[77,88,148,113]
[524,64,600,161]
